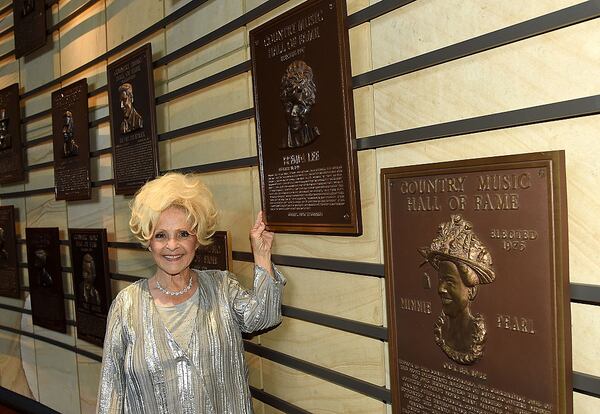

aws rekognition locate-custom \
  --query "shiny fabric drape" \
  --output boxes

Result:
[97,266,285,413]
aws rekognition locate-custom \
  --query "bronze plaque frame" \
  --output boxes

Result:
[13,0,47,58]
[382,151,571,414]
[192,231,232,271]
[250,0,361,235]
[0,206,20,298]
[107,43,159,195]
[52,78,91,201]
[69,228,111,346]
[0,84,25,184]
[26,227,66,334]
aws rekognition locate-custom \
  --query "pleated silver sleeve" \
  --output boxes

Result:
[96,265,285,414]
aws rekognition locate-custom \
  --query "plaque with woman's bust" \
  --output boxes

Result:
[0,84,25,185]
[192,231,232,271]
[69,228,111,346]
[250,0,361,235]
[51,79,91,201]
[0,206,20,298]
[26,227,66,334]
[382,151,572,413]
[13,0,47,58]
[107,43,159,195]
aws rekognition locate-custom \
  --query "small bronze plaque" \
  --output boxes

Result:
[69,228,111,346]
[250,0,361,235]
[26,227,66,334]
[13,0,47,58]
[0,206,20,298]
[107,43,159,195]
[0,84,25,185]
[52,79,91,201]
[382,152,572,414]
[192,231,231,271]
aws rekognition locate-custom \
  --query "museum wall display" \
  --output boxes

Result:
[0,0,598,413]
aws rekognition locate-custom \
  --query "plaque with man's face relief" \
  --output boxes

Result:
[250,0,361,235]
[107,43,159,195]
[69,228,111,346]
[382,152,572,414]
[0,84,25,185]
[26,227,66,334]
[51,79,91,201]
[0,206,20,298]
[13,0,47,58]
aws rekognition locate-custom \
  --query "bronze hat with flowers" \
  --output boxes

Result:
[418,215,495,286]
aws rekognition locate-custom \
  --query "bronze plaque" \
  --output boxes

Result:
[0,206,20,298]
[0,84,25,185]
[13,0,47,58]
[52,79,91,201]
[250,0,361,235]
[69,228,111,346]
[107,43,159,195]
[26,227,66,333]
[382,152,572,414]
[192,231,232,271]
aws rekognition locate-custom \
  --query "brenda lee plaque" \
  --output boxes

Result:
[250,0,361,235]
[107,43,159,195]
[382,152,572,414]
[13,0,47,58]
[26,227,66,333]
[69,228,111,346]
[0,84,25,184]
[52,79,91,201]
[0,206,20,298]
[192,231,231,271]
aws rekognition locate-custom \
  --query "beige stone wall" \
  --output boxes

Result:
[0,0,598,413]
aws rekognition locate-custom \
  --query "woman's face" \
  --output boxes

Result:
[149,206,198,278]
[437,260,470,317]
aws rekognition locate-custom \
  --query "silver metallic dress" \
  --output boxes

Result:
[97,266,285,413]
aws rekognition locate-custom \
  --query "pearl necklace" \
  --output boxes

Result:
[155,273,193,296]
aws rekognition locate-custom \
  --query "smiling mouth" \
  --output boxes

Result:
[163,255,183,261]
[440,297,453,305]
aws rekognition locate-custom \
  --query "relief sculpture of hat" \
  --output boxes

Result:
[418,215,495,285]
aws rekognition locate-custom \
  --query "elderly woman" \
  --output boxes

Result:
[97,173,285,413]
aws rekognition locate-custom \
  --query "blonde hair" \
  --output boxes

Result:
[129,173,218,248]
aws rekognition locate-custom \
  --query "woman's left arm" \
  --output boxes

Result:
[227,212,286,332]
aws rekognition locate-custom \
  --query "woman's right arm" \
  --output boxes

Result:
[97,298,126,414]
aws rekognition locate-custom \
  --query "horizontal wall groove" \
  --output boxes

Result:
[356,95,600,150]
[352,0,600,89]
[244,341,392,403]
[166,156,258,175]
[346,0,416,28]
[282,305,387,341]
[249,386,311,414]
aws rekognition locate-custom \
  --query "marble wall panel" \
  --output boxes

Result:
[76,354,101,414]
[170,120,253,169]
[167,73,251,131]
[278,265,383,325]
[0,59,18,88]
[348,23,371,76]
[374,115,600,286]
[24,115,52,141]
[111,248,154,278]
[0,182,24,196]
[571,303,600,378]
[165,1,242,54]
[105,0,164,51]
[90,123,111,152]
[574,392,600,414]
[373,20,600,134]
[245,0,305,35]
[370,0,583,69]
[353,86,375,138]
[0,30,13,57]
[25,193,67,235]
[0,328,33,398]
[90,153,113,182]
[26,141,53,166]
[113,194,136,243]
[24,167,53,191]
[262,360,386,413]
[59,1,107,88]
[19,30,60,93]
[66,186,115,232]
[261,317,385,384]
[258,150,380,263]
[346,0,370,16]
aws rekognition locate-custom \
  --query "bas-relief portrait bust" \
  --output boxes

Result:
[419,215,496,365]
[33,249,53,288]
[0,108,11,150]
[78,253,101,306]
[62,110,79,157]
[119,82,143,134]
[280,60,320,149]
